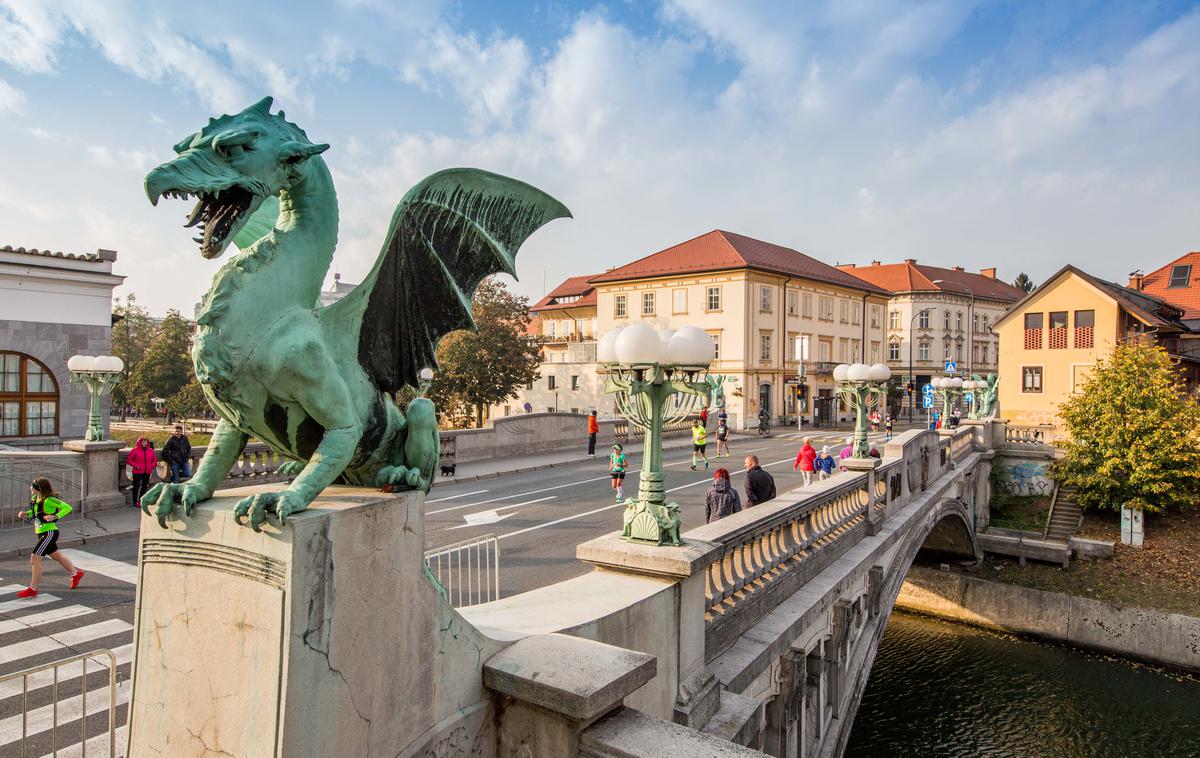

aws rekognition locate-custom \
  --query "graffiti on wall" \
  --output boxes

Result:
[997,459,1053,496]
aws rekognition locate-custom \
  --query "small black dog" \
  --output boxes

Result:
[440,463,456,477]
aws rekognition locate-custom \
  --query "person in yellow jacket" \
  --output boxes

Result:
[16,477,85,598]
[690,419,709,471]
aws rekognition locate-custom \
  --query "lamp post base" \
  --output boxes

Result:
[619,472,682,546]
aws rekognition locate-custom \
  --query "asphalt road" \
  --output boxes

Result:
[425,427,895,597]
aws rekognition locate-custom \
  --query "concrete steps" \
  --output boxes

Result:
[1045,489,1082,542]
[702,689,764,749]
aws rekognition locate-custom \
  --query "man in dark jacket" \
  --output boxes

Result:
[743,455,776,507]
[162,425,192,483]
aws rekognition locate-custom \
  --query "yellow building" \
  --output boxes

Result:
[589,230,891,428]
[994,265,1200,427]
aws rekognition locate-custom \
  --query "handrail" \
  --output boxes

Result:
[0,647,118,757]
[1042,482,1060,539]
[425,534,500,607]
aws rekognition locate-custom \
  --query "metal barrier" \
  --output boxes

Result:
[424,534,500,608]
[0,452,85,533]
[1,648,118,757]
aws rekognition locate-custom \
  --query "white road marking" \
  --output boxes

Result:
[427,476,611,515]
[0,592,60,614]
[57,550,138,585]
[0,604,93,636]
[0,643,132,699]
[0,619,131,665]
[39,724,127,758]
[426,489,488,504]
[445,496,559,530]
[0,677,130,747]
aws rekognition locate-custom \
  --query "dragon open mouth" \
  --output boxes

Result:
[160,185,258,259]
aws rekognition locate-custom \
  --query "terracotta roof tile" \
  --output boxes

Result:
[0,245,116,262]
[1140,252,1200,320]
[587,230,890,296]
[836,261,1025,302]
[531,274,598,312]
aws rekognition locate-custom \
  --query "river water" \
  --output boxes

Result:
[846,612,1200,757]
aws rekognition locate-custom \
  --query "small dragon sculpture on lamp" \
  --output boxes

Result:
[140,97,570,531]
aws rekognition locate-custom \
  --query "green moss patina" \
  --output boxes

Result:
[139,97,570,531]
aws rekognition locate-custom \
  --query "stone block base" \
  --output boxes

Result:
[125,484,500,757]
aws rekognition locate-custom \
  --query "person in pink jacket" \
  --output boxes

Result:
[793,437,817,485]
[127,436,157,507]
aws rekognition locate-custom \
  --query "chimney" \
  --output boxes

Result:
[952,266,965,272]
[904,258,917,265]
[1129,270,1144,290]
[871,260,881,266]
[844,263,856,268]
[980,267,996,279]
[96,248,117,262]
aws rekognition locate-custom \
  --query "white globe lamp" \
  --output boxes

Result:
[832,364,850,382]
[597,327,624,363]
[615,323,664,365]
[868,363,891,382]
[667,327,714,366]
[67,355,96,372]
[94,355,124,373]
[847,363,871,382]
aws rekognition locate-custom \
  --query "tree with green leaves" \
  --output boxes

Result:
[168,377,210,419]
[126,310,194,416]
[1054,343,1200,513]
[111,294,157,419]
[1013,272,1035,293]
[425,278,541,428]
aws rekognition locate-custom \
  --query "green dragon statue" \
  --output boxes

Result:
[139,97,570,530]
[970,373,1000,418]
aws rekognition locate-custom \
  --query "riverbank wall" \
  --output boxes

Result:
[896,566,1200,673]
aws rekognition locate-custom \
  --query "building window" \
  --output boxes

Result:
[819,297,834,321]
[918,341,930,361]
[547,375,557,390]
[888,310,900,330]
[1074,310,1095,349]
[956,311,963,331]
[706,286,721,311]
[614,294,627,318]
[546,321,556,338]
[943,340,952,360]
[982,314,989,333]
[1023,312,1043,349]
[839,300,849,323]
[672,288,687,314]
[786,332,798,360]
[1022,366,1043,393]
[870,342,880,362]
[802,293,813,318]
[787,290,799,316]
[1168,264,1192,288]
[571,375,580,391]
[851,305,860,325]
[973,313,980,333]
[760,286,773,312]
[1049,311,1068,349]
[0,352,59,438]
[760,333,772,362]
[641,291,655,316]
[888,341,901,361]
[917,310,930,329]
[870,305,880,328]
[797,334,810,362]
[943,310,951,331]
[709,332,721,360]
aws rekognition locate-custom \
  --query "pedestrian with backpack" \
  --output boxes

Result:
[17,477,84,598]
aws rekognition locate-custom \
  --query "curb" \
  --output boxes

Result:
[1,523,141,560]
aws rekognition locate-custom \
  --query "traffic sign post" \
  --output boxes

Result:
[944,360,957,374]
[921,383,934,396]
[922,395,935,409]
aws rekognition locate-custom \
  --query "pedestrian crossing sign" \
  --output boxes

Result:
[944,360,957,373]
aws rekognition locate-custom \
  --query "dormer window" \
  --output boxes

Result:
[1168,264,1191,288]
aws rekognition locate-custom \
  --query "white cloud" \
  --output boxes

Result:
[0,0,64,74]
[0,78,24,113]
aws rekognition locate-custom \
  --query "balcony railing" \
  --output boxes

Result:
[806,361,837,374]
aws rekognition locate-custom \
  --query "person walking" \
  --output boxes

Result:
[587,410,599,457]
[162,425,192,483]
[715,417,731,458]
[839,437,855,470]
[743,455,776,507]
[699,406,709,428]
[793,437,816,486]
[869,410,881,433]
[885,414,894,441]
[705,468,742,523]
[815,445,836,480]
[127,436,157,506]
[609,444,627,502]
[690,419,709,471]
[16,477,84,598]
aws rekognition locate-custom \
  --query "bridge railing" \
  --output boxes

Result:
[0,450,85,532]
[1003,423,1056,446]
[118,442,292,504]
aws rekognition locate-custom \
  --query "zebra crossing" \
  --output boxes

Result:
[0,548,137,758]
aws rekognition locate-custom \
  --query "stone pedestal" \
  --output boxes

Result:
[62,439,125,511]
[126,484,502,757]
[841,457,882,535]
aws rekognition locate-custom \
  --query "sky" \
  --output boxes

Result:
[0,0,1197,316]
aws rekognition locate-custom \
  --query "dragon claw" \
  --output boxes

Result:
[232,491,308,531]
[140,482,207,529]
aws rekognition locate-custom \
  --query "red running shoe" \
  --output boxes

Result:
[70,570,85,590]
[15,587,38,598]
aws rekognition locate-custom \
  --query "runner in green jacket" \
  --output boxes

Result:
[17,477,85,598]
[691,419,709,471]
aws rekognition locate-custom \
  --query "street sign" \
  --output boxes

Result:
[944,360,957,374]
[964,391,975,404]
[922,395,935,409]
[921,383,934,396]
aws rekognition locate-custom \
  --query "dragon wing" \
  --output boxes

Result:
[321,168,571,395]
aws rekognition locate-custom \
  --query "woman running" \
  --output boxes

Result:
[17,477,84,598]
[610,444,628,502]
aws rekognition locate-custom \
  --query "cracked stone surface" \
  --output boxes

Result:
[126,484,503,757]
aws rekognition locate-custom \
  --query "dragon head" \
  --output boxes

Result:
[144,96,329,259]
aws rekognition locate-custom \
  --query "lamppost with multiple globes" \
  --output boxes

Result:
[67,355,125,442]
[962,378,982,418]
[933,376,963,420]
[598,323,714,546]
[833,362,891,458]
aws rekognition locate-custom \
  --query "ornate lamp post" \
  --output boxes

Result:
[934,376,963,420]
[962,379,980,419]
[833,362,891,458]
[599,324,713,546]
[67,355,124,442]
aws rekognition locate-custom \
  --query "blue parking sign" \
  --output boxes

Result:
[944,360,957,374]
[922,395,935,409]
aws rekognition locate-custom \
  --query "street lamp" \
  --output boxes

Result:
[67,354,124,442]
[932,280,975,379]
[600,324,714,546]
[908,308,933,422]
[934,376,963,421]
[834,362,890,458]
[962,379,979,418]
